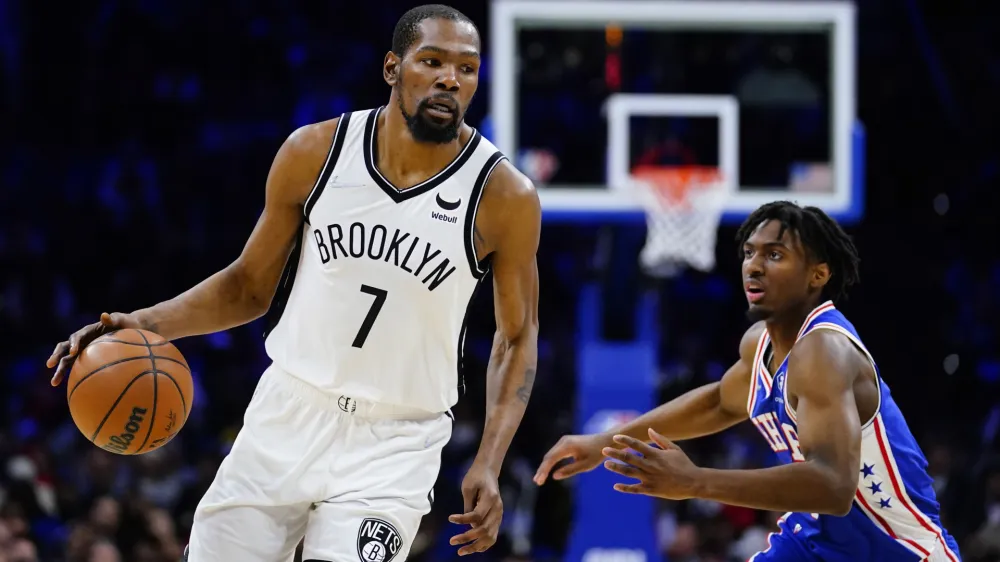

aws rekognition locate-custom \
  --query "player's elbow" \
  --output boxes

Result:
[225,261,272,319]
[827,490,855,517]
[501,326,538,357]
[497,312,538,349]
[492,322,538,374]
[802,459,857,516]
[823,468,858,516]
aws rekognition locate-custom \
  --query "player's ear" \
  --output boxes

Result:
[384,51,400,86]
[810,262,831,291]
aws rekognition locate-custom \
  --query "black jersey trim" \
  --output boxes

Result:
[363,106,482,203]
[303,112,351,223]
[464,151,506,280]
[456,272,490,395]
[262,227,305,339]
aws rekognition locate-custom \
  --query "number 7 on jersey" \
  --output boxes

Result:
[353,285,387,348]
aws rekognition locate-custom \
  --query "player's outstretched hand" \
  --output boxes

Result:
[46,312,141,387]
[449,463,502,556]
[601,428,700,501]
[533,433,609,485]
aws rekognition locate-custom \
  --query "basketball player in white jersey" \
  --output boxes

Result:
[46,5,540,560]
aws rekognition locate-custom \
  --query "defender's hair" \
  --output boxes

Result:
[736,201,861,302]
[392,4,479,57]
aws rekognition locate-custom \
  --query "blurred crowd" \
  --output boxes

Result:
[2,1,999,561]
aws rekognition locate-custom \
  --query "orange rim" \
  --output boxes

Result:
[631,165,723,205]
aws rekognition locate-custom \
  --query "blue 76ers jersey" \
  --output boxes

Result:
[746,302,962,561]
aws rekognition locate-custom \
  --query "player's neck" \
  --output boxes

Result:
[764,300,823,359]
[379,104,466,183]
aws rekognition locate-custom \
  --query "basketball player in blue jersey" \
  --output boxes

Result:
[46,5,541,561]
[536,201,962,561]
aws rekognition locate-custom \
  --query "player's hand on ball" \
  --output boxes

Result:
[602,428,700,501]
[46,312,141,386]
[449,463,503,556]
[533,433,610,484]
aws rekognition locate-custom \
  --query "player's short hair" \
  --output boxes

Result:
[392,4,479,57]
[736,201,861,302]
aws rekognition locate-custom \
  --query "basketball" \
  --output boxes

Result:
[66,329,194,455]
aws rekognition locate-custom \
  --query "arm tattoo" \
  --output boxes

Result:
[515,367,536,404]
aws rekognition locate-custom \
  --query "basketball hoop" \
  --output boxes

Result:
[630,165,728,278]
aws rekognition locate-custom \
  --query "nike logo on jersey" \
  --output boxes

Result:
[325,175,367,189]
[436,193,461,210]
[311,221,457,291]
[430,211,458,224]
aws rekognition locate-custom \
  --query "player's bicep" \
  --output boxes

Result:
[788,332,862,485]
[717,362,753,421]
[237,201,301,280]
[718,323,765,419]
[486,166,542,340]
[492,260,539,344]
[235,123,334,295]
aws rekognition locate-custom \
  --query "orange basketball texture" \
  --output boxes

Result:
[66,329,194,455]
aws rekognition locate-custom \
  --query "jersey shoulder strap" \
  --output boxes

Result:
[302,111,363,223]
[746,329,772,416]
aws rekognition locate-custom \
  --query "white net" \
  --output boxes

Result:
[631,167,728,278]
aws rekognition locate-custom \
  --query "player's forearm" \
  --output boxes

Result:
[474,329,538,474]
[692,461,856,516]
[608,383,745,445]
[131,262,271,341]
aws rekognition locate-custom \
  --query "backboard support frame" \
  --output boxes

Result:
[489,0,862,225]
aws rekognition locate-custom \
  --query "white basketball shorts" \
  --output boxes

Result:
[185,364,453,562]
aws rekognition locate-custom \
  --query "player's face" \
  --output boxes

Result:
[741,220,828,322]
[388,18,481,144]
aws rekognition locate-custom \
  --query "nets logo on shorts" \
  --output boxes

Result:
[356,517,402,562]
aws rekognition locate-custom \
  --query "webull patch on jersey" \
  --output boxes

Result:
[356,517,402,562]
[430,211,458,223]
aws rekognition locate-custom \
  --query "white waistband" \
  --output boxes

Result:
[263,364,448,421]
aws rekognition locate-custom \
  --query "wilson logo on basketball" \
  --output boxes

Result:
[104,406,147,453]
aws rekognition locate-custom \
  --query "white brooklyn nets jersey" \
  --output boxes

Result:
[263,107,505,413]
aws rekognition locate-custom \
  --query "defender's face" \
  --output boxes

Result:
[741,220,817,321]
[386,18,480,143]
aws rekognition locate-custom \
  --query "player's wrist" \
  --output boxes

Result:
[684,466,710,499]
[127,309,156,332]
[470,454,503,476]
[600,426,649,448]
[594,431,621,449]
